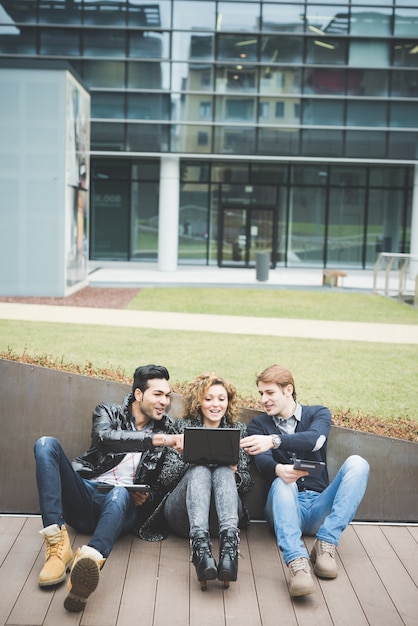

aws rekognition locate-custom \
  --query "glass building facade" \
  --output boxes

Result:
[1,0,417,269]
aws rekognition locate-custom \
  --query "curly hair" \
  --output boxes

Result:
[182,372,240,425]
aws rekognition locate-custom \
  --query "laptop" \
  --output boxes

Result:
[183,427,241,466]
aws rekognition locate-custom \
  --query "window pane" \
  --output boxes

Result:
[215,65,257,92]
[172,32,214,61]
[257,128,300,155]
[91,179,130,260]
[306,38,346,64]
[91,122,125,151]
[302,99,344,125]
[171,62,213,91]
[39,1,81,24]
[347,69,388,96]
[392,40,418,67]
[350,8,391,36]
[345,131,387,158]
[173,0,216,30]
[388,132,418,159]
[394,9,418,37]
[127,123,169,151]
[84,29,126,57]
[83,61,125,89]
[261,3,304,32]
[128,0,172,28]
[329,166,366,187]
[303,68,346,94]
[215,97,255,122]
[3,1,37,23]
[179,183,210,262]
[261,35,303,63]
[83,0,126,26]
[366,187,405,267]
[260,67,301,94]
[131,181,159,261]
[91,93,125,119]
[259,98,300,123]
[327,187,365,265]
[287,186,326,266]
[213,126,256,154]
[216,2,260,32]
[39,28,80,55]
[0,26,36,54]
[171,125,212,153]
[390,102,418,127]
[129,31,169,58]
[305,5,349,35]
[301,129,344,156]
[128,94,169,120]
[177,95,213,121]
[127,61,169,89]
[349,40,389,67]
[217,35,258,61]
[346,101,387,127]
[391,70,418,97]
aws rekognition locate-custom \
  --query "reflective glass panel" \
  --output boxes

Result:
[346,101,388,127]
[131,181,159,260]
[178,183,210,262]
[347,69,388,96]
[260,67,301,94]
[291,165,329,185]
[302,99,344,125]
[215,96,256,122]
[129,31,169,58]
[172,32,214,61]
[217,35,258,61]
[131,161,160,180]
[390,102,418,127]
[250,164,289,184]
[91,122,125,151]
[301,129,344,156]
[369,167,406,187]
[83,0,126,26]
[261,4,304,32]
[261,35,303,63]
[305,5,349,34]
[91,93,125,119]
[305,37,346,64]
[83,61,125,89]
[215,65,257,92]
[127,94,170,120]
[83,29,126,57]
[1,1,37,23]
[394,9,418,37]
[388,132,418,159]
[171,124,213,153]
[349,40,389,67]
[303,68,346,94]
[171,62,213,91]
[214,126,256,154]
[126,123,169,151]
[366,187,405,266]
[90,179,130,260]
[259,98,300,124]
[173,1,216,30]
[175,94,213,121]
[257,128,300,155]
[40,28,80,55]
[287,186,326,266]
[391,70,418,97]
[127,61,170,89]
[350,8,391,36]
[0,26,36,54]
[128,0,172,28]
[329,166,366,186]
[345,131,386,158]
[39,1,82,24]
[392,41,418,67]
[216,2,260,32]
[92,160,130,180]
[327,187,365,266]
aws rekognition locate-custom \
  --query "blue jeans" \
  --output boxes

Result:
[163,464,242,538]
[265,455,370,564]
[34,436,139,558]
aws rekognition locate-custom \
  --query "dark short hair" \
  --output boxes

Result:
[132,364,170,394]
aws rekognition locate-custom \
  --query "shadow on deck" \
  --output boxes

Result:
[1,516,417,626]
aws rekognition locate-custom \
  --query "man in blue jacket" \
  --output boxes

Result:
[240,364,369,598]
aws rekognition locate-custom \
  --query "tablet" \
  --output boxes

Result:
[293,459,326,476]
[183,427,240,466]
[96,484,151,493]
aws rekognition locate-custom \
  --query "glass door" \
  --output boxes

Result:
[219,207,275,267]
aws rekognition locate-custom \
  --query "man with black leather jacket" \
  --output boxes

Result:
[34,364,183,613]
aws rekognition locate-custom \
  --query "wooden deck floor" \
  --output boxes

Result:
[1,516,417,626]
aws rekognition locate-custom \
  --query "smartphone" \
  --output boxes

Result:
[293,459,325,476]
[96,484,151,493]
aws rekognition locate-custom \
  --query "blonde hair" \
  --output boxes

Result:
[256,364,297,401]
[183,373,240,425]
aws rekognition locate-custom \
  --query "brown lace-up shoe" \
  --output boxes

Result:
[311,540,338,578]
[38,524,74,587]
[287,557,315,597]
[64,546,106,612]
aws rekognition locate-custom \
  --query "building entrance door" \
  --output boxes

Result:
[219,207,276,267]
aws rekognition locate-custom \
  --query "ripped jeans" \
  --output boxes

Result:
[34,436,139,557]
[163,464,243,538]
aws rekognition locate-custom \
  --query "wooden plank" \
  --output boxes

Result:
[116,535,161,626]
[382,525,418,586]
[0,517,26,566]
[247,523,297,625]
[189,536,226,626]
[154,534,190,625]
[353,525,415,625]
[304,534,368,626]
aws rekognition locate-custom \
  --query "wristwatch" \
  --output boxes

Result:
[271,434,281,449]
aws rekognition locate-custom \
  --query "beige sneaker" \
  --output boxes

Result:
[288,557,315,597]
[64,545,106,612]
[38,524,74,587]
[311,540,338,579]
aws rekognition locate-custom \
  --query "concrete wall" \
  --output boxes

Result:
[1,359,417,522]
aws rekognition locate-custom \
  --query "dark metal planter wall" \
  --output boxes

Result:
[1,360,417,522]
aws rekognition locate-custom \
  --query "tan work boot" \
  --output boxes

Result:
[311,540,338,579]
[64,545,106,612]
[39,524,74,587]
[287,557,315,597]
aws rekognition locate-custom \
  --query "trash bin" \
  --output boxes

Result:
[256,251,270,282]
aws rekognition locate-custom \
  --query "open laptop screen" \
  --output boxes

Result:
[183,427,240,466]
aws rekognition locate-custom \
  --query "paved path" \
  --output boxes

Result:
[1,302,417,344]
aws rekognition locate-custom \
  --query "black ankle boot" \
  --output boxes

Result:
[190,530,217,590]
[218,529,239,586]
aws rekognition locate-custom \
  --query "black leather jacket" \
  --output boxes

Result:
[71,393,173,489]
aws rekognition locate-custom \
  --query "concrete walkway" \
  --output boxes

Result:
[1,264,417,344]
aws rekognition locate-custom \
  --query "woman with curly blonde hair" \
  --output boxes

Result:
[160,373,253,590]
